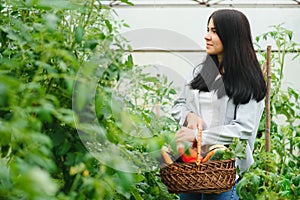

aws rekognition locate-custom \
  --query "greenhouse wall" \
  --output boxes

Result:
[111,3,300,92]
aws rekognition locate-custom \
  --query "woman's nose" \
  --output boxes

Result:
[204,34,211,41]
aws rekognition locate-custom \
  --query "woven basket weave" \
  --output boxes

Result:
[160,129,236,194]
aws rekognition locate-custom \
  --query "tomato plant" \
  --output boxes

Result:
[237,24,300,200]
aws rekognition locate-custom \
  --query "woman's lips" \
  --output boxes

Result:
[206,44,213,49]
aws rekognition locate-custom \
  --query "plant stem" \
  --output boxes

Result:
[265,45,271,154]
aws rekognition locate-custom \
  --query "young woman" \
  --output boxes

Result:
[172,9,267,200]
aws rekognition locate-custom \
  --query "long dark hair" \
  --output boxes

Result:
[190,9,267,105]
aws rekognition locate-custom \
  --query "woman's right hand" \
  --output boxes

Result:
[186,112,203,130]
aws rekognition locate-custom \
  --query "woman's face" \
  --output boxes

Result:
[204,18,224,62]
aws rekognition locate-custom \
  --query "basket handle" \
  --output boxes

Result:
[196,128,202,165]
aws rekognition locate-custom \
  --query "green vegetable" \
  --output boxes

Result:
[210,149,225,160]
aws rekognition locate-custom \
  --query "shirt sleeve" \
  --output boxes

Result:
[171,71,200,126]
[201,99,265,145]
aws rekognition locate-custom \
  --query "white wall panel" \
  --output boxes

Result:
[113,6,300,92]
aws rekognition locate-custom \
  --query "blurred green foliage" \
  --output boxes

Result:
[0,0,178,199]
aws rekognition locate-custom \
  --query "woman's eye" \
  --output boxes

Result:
[207,28,216,33]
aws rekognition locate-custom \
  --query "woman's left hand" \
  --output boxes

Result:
[175,127,196,143]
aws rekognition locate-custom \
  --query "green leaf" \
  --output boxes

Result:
[255,36,260,42]
[287,30,293,40]
[0,83,9,107]
[250,174,261,186]
[234,140,246,159]
[44,13,59,31]
[84,39,98,50]
[236,177,254,200]
[141,84,152,91]
[105,20,113,33]
[30,0,78,10]
[13,165,58,197]
[125,54,134,68]
[292,174,300,186]
[134,174,145,183]
[57,141,71,156]
[75,26,84,44]
[130,186,144,200]
[143,77,158,83]
[120,0,134,6]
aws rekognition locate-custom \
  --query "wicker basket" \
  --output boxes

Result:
[160,128,236,194]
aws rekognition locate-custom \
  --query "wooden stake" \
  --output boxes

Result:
[265,45,271,153]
